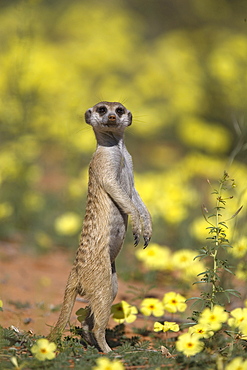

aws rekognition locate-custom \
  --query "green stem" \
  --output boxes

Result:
[211,179,225,309]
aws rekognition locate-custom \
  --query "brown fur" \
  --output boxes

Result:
[48,102,152,352]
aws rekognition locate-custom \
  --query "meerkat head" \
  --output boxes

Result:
[85,101,132,132]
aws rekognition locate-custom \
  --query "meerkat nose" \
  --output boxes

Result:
[108,114,116,122]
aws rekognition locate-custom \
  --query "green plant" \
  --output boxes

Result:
[190,172,242,315]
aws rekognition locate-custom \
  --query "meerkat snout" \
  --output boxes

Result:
[85,109,92,124]
[108,114,116,122]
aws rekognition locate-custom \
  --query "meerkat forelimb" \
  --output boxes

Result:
[48,101,152,352]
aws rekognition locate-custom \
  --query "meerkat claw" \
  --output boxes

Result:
[134,234,140,247]
[143,236,150,248]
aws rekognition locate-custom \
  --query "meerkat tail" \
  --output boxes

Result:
[48,269,78,342]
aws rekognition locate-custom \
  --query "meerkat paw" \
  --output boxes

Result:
[142,218,152,248]
[131,212,142,247]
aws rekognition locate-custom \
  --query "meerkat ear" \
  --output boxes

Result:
[127,111,132,126]
[85,108,92,124]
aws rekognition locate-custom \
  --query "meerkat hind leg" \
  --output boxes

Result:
[93,322,112,353]
[91,292,113,353]
[81,262,117,352]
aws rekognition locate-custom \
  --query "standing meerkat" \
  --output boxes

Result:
[48,101,152,353]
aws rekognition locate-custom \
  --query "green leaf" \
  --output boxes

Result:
[224,289,241,298]
[222,267,234,275]
[225,206,243,221]
[197,270,210,277]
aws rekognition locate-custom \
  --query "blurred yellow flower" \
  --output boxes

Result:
[69,168,88,199]
[92,357,125,370]
[54,212,81,235]
[172,249,196,270]
[198,305,228,332]
[140,298,164,317]
[31,338,57,361]
[111,301,138,324]
[182,260,206,283]
[188,323,214,339]
[135,243,171,270]
[162,292,187,313]
[135,171,198,225]
[177,117,231,154]
[228,308,247,328]
[35,232,53,250]
[23,192,44,211]
[229,237,247,258]
[190,217,211,242]
[236,263,247,281]
[39,276,51,287]
[182,152,225,181]
[225,357,247,370]
[176,332,204,357]
[239,319,247,338]
[0,299,3,311]
[0,202,13,219]
[0,150,21,181]
[154,321,179,332]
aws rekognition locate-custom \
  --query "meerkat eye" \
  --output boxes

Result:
[116,107,125,116]
[97,106,107,115]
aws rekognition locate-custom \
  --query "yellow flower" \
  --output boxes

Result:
[92,357,125,370]
[162,292,187,313]
[140,298,164,317]
[111,301,138,324]
[199,305,228,332]
[135,243,171,270]
[176,332,204,357]
[228,308,247,328]
[54,212,81,235]
[31,338,57,361]
[0,299,3,311]
[188,323,214,339]
[154,321,179,332]
[239,319,247,337]
[225,357,247,370]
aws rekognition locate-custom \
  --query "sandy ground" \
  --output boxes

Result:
[0,241,159,338]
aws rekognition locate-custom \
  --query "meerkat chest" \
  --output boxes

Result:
[118,150,133,197]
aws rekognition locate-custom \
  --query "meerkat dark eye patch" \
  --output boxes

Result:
[115,107,125,116]
[97,106,107,115]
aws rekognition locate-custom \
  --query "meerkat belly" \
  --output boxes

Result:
[108,201,127,262]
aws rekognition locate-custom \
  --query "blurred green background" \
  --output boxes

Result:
[0,0,247,262]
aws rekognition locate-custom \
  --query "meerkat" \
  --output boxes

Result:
[48,101,152,353]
